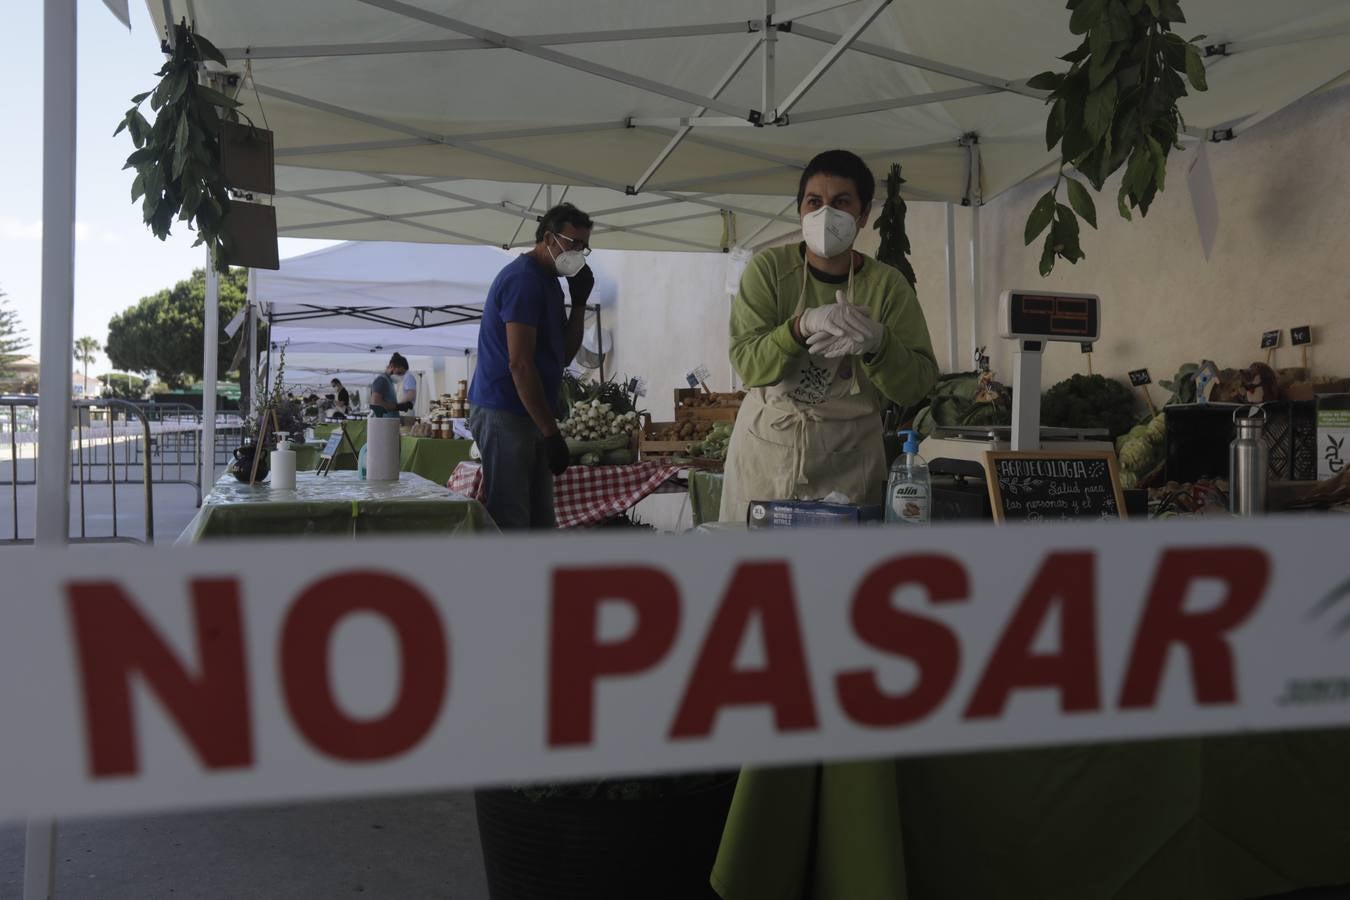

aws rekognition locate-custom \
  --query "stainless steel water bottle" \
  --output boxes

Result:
[1229,406,1267,516]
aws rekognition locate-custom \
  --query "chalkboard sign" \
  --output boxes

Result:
[1128,368,1152,386]
[320,433,343,457]
[985,451,1127,523]
[316,426,355,476]
[1260,330,1281,349]
[1291,325,1312,346]
[1079,341,1094,354]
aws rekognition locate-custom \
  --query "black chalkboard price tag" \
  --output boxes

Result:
[1079,341,1094,354]
[985,451,1127,523]
[1128,368,1152,386]
[1260,330,1281,350]
[1291,325,1312,346]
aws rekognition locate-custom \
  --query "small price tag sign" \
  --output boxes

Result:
[1128,368,1152,387]
[1260,330,1281,350]
[1291,325,1312,346]
[1080,342,1094,354]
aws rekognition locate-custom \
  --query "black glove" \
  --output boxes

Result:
[566,265,595,305]
[397,401,414,412]
[543,432,570,476]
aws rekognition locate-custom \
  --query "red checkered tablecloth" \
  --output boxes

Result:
[449,461,686,528]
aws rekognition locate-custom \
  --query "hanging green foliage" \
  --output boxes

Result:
[115,20,245,273]
[1024,0,1209,276]
[872,163,917,289]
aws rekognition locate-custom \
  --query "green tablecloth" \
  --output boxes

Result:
[689,470,724,527]
[712,732,1350,900]
[313,420,367,470]
[400,436,474,486]
[293,443,322,471]
[178,470,494,541]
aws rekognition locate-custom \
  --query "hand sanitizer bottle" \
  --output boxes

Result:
[885,429,930,525]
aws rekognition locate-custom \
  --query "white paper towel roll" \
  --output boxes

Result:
[365,416,401,481]
[270,448,297,490]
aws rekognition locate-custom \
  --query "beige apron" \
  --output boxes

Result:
[719,260,887,523]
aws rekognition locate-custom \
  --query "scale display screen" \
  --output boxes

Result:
[999,290,1100,342]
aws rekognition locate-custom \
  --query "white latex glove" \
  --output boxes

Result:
[797,293,870,345]
[806,291,883,358]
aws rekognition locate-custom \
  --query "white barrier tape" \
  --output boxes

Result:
[1,517,1348,822]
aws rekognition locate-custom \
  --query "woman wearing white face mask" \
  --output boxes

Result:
[719,149,939,523]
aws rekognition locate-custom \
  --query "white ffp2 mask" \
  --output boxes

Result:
[547,234,588,277]
[801,205,858,259]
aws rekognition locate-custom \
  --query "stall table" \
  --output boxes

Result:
[713,734,1350,900]
[179,470,494,542]
[400,436,474,486]
[450,460,685,528]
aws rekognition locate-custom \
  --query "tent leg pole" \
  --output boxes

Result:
[944,201,959,372]
[246,270,258,416]
[202,255,219,490]
[969,202,981,367]
[595,304,605,382]
[28,1,77,896]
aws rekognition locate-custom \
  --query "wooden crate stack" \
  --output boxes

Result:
[638,387,744,459]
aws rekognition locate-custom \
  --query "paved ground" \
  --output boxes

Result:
[0,792,488,899]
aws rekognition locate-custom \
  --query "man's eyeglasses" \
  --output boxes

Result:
[552,231,592,257]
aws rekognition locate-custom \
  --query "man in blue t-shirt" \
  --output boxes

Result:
[469,203,594,529]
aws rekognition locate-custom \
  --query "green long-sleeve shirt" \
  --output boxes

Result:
[729,244,939,408]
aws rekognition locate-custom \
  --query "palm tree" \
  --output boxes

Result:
[74,336,101,398]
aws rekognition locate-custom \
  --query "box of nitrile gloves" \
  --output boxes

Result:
[747,500,883,529]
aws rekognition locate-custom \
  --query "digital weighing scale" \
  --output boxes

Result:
[924,289,1108,484]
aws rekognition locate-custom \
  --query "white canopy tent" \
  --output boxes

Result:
[253,239,621,398]
[144,0,1350,253]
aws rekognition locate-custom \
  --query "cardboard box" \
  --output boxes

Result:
[1316,394,1350,480]
[747,500,883,528]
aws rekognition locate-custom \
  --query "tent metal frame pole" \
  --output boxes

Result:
[741,200,798,247]
[761,0,777,115]
[785,84,999,125]
[944,201,959,373]
[352,0,759,120]
[219,21,755,61]
[28,0,77,892]
[247,270,259,414]
[787,23,1044,98]
[964,135,983,366]
[594,305,606,383]
[629,37,761,193]
[772,0,892,120]
[202,256,220,490]
[276,121,630,159]
[772,0,861,25]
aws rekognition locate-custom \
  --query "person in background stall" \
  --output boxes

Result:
[330,378,350,416]
[369,353,409,418]
[719,149,939,522]
[468,202,595,530]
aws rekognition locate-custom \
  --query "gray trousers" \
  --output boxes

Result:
[470,407,556,531]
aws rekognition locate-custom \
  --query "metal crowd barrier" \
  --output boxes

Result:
[2,396,169,545]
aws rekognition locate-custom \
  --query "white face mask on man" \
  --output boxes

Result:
[547,233,588,277]
[800,205,859,259]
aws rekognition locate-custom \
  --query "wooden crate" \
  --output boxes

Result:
[674,388,743,422]
[639,418,703,458]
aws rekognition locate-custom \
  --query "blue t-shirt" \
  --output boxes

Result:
[368,372,398,417]
[469,254,566,416]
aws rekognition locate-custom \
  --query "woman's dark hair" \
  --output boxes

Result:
[330,378,341,387]
[796,149,876,211]
[388,352,410,371]
[535,202,594,243]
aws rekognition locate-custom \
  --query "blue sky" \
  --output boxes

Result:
[0,0,332,375]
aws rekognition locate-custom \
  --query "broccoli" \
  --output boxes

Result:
[1040,374,1138,439]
